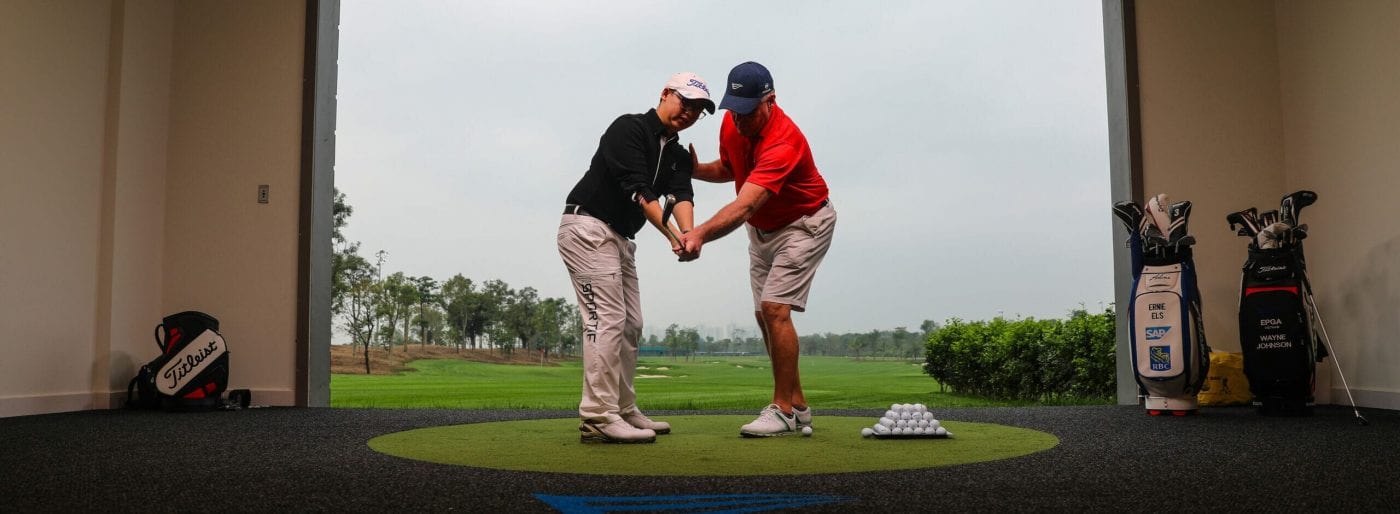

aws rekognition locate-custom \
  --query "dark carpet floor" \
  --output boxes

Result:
[0,405,1394,512]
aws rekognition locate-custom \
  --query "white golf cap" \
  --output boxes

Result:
[665,72,716,114]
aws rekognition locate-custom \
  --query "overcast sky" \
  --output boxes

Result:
[334,1,1113,337]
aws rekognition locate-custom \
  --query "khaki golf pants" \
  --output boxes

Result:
[557,214,642,424]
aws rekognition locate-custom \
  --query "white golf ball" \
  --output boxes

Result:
[935,427,948,436]
[885,410,898,419]
[879,417,895,427]
[915,403,926,412]
[890,403,901,412]
[923,412,934,421]
[802,426,813,436]
[917,419,929,428]
[930,420,941,429]
[873,424,891,435]
[861,427,874,438]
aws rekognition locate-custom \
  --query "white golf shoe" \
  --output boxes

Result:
[793,405,813,430]
[739,404,798,437]
[579,419,656,444]
[621,410,671,435]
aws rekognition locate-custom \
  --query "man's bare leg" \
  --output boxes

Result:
[759,301,806,413]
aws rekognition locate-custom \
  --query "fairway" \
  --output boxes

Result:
[332,356,1022,409]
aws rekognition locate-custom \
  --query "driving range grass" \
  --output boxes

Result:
[332,356,1029,409]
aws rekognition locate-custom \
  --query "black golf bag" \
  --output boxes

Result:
[127,311,243,411]
[1238,246,1320,414]
[1226,191,1369,424]
[1113,194,1211,414]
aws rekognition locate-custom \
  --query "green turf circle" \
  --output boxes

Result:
[368,416,1058,476]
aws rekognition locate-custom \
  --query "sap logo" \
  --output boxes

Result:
[1149,345,1172,371]
[687,78,709,94]
[1145,326,1171,340]
[1258,265,1287,273]
[1259,318,1282,327]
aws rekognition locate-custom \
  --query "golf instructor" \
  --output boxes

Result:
[558,72,713,444]
[679,62,836,437]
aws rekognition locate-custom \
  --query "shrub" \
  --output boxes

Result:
[923,309,1116,401]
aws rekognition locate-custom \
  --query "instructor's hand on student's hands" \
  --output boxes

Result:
[675,231,702,262]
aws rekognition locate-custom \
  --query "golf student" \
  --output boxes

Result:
[557,72,714,444]
[678,61,836,437]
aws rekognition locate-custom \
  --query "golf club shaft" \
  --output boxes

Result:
[1301,273,1366,423]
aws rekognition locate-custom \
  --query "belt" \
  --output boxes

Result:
[563,204,593,217]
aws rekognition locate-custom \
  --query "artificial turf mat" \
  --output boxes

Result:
[368,415,1058,476]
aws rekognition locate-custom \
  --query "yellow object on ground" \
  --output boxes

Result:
[1198,351,1252,406]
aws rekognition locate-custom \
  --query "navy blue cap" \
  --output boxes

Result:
[718,61,774,115]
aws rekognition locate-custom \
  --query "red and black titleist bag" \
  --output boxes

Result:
[127,311,232,410]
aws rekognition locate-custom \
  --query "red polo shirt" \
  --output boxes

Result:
[719,104,829,232]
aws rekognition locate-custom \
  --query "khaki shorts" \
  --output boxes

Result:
[746,201,837,312]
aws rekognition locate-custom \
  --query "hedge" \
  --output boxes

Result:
[923,309,1116,401]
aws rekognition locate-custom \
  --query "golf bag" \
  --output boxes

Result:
[1237,246,1320,414]
[1113,194,1211,414]
[127,311,245,411]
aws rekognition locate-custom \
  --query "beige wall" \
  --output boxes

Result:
[1134,0,1283,353]
[1275,1,1400,408]
[0,0,306,417]
[1134,0,1399,408]
[1,1,113,413]
[164,1,305,407]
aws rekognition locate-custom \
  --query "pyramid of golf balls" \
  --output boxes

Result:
[860,403,951,438]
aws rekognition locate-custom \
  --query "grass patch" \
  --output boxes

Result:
[332,356,1056,409]
[368,416,1059,476]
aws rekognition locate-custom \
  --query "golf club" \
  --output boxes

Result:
[1300,271,1369,426]
[658,194,682,247]
[1111,201,1144,235]
[1168,200,1192,246]
[1261,209,1280,227]
[1227,209,1261,238]
[1147,194,1173,243]
[1281,190,1317,227]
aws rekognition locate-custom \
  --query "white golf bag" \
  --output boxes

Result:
[1129,258,1210,413]
[1114,194,1211,415]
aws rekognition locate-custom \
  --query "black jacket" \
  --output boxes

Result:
[565,109,695,239]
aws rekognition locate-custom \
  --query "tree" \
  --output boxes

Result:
[846,331,872,360]
[494,286,539,354]
[340,254,380,374]
[376,272,410,349]
[676,326,701,361]
[330,188,356,319]
[892,326,913,358]
[412,276,439,347]
[529,297,572,363]
[476,279,510,350]
[558,301,582,357]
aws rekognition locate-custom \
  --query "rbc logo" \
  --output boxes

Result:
[1149,345,1172,371]
[1145,326,1170,340]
